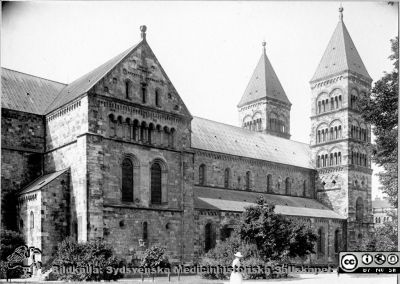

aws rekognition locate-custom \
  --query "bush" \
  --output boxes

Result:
[140,246,170,276]
[199,234,259,280]
[0,229,25,279]
[0,229,25,261]
[52,237,124,281]
[237,197,317,261]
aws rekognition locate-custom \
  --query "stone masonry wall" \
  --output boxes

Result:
[44,96,89,242]
[194,150,315,198]
[40,170,70,264]
[103,207,183,262]
[1,109,44,230]
[310,72,373,250]
[84,39,195,260]
[18,191,42,249]
[238,98,291,139]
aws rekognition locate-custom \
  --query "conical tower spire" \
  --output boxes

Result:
[238,42,290,108]
[310,6,371,83]
[238,42,291,139]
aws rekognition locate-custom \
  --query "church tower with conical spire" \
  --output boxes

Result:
[238,42,291,139]
[310,7,374,252]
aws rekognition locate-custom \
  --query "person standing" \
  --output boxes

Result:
[230,252,243,284]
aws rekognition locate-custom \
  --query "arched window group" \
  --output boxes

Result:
[351,151,368,167]
[121,156,166,205]
[355,197,364,222]
[350,125,369,142]
[243,118,262,131]
[376,216,390,223]
[317,151,342,168]
[197,167,308,197]
[243,112,263,132]
[268,113,288,134]
[316,123,342,144]
[317,93,342,114]
[108,114,176,148]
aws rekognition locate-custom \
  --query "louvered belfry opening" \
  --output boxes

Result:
[122,158,134,202]
[151,163,162,204]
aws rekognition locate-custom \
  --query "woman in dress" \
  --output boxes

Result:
[230,252,243,284]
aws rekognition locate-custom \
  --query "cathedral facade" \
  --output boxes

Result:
[1,9,373,266]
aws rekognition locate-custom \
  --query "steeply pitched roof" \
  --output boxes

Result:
[310,12,371,83]
[194,186,345,219]
[45,43,140,113]
[1,68,66,115]
[238,44,290,107]
[19,169,69,195]
[191,116,313,169]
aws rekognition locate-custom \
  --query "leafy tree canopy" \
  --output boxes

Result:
[236,196,317,262]
[359,36,398,206]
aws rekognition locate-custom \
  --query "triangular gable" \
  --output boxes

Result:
[143,42,192,118]
[46,37,192,119]
[91,40,192,118]
[310,19,371,83]
[238,47,290,108]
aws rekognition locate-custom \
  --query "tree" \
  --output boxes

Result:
[236,196,317,262]
[52,237,124,281]
[356,222,397,251]
[0,229,25,279]
[359,36,398,206]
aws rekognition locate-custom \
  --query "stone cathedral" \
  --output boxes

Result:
[1,8,373,266]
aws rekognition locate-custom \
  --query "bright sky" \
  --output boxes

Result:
[2,1,398,198]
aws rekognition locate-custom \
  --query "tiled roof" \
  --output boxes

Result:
[45,42,140,113]
[191,117,313,169]
[372,198,393,209]
[238,46,290,107]
[1,68,66,115]
[19,169,69,195]
[194,186,345,219]
[310,18,371,83]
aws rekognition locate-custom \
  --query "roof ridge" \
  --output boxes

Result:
[193,116,308,146]
[2,67,67,86]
